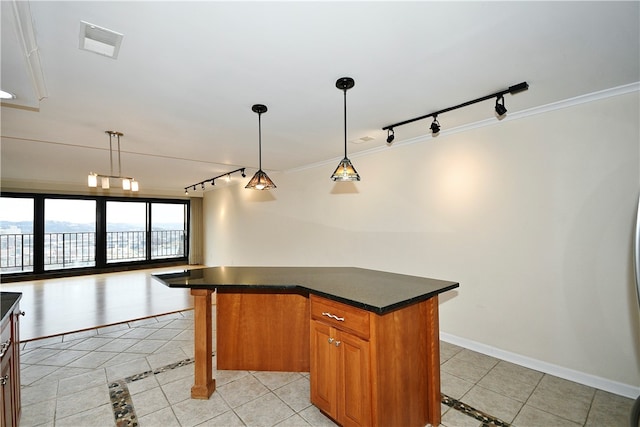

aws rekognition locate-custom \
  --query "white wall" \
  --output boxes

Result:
[203,90,640,397]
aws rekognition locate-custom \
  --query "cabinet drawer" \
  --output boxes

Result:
[310,295,370,340]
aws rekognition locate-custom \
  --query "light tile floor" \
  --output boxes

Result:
[19,309,634,427]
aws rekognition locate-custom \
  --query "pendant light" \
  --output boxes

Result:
[87,131,139,192]
[245,104,276,190]
[331,77,360,182]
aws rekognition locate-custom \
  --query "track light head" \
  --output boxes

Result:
[386,128,395,144]
[241,169,246,178]
[430,116,440,134]
[495,95,507,116]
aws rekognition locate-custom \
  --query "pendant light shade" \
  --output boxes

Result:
[331,77,360,182]
[245,169,276,190]
[331,158,360,182]
[246,104,276,190]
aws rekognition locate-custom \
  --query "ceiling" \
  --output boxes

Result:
[2,1,639,196]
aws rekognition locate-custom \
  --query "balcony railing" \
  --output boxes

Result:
[107,231,146,263]
[1,230,186,273]
[0,233,34,273]
[45,232,96,270]
[151,230,187,259]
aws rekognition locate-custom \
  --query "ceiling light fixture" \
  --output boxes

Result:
[184,167,246,195]
[87,131,138,192]
[495,95,507,116]
[386,128,395,144]
[382,81,528,143]
[331,77,360,182]
[246,104,276,190]
[430,115,440,134]
[0,90,16,100]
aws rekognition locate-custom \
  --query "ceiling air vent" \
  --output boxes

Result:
[79,21,123,59]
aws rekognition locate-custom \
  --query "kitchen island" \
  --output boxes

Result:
[153,267,458,427]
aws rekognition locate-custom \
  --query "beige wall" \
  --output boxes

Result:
[203,90,640,397]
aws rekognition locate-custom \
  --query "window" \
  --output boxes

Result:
[106,201,146,263]
[44,198,96,270]
[0,196,34,273]
[151,203,186,260]
[0,193,189,278]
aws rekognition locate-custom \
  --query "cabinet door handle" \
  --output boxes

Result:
[19,311,25,317]
[328,337,334,344]
[334,340,341,347]
[0,340,10,358]
[0,375,8,386]
[321,312,345,322]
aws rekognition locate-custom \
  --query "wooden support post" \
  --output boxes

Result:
[190,288,215,399]
[425,295,441,427]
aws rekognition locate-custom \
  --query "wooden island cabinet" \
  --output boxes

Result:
[310,294,442,427]
[310,295,372,426]
[153,267,458,427]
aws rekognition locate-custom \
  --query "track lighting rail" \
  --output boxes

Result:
[184,167,246,194]
[382,81,529,136]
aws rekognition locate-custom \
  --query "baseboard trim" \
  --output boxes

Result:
[440,332,640,399]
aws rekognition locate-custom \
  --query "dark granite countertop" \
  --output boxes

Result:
[1,292,22,324]
[153,267,458,314]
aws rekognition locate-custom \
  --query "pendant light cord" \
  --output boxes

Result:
[108,132,114,176]
[107,131,123,177]
[343,88,347,158]
[258,112,262,170]
[117,133,122,177]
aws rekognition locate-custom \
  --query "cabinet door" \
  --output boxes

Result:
[0,349,13,427]
[310,320,336,418]
[10,312,20,426]
[337,330,371,427]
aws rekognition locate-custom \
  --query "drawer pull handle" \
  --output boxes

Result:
[0,340,10,358]
[321,312,345,322]
[0,375,8,386]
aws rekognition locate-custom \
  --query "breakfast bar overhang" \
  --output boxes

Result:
[154,267,459,427]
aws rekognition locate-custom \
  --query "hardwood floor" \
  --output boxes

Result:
[0,265,202,341]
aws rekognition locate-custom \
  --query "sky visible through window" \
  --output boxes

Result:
[0,197,185,239]
[0,197,33,222]
[1,197,184,228]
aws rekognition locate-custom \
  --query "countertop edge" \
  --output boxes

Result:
[151,269,459,315]
[1,292,23,324]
